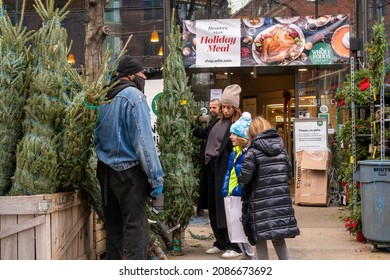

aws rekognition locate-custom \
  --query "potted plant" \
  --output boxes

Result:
[334,67,371,106]
[342,200,366,242]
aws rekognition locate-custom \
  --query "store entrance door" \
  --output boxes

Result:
[265,101,294,162]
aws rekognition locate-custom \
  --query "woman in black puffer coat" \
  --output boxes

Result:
[238,116,299,260]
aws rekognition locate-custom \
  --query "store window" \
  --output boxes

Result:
[105,0,121,24]
[176,0,229,21]
[143,3,163,20]
[296,67,348,130]
[264,66,348,158]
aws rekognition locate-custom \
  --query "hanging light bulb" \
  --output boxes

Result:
[150,29,159,42]
[67,53,75,64]
[158,46,163,56]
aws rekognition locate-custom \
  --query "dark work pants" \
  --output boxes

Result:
[206,159,240,252]
[97,161,149,260]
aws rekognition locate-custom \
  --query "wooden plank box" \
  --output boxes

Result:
[0,191,95,260]
[93,211,106,259]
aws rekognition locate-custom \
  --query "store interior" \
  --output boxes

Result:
[187,65,348,161]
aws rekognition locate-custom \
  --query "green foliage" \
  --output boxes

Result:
[0,1,136,223]
[58,54,109,189]
[10,0,71,195]
[336,143,363,238]
[340,201,362,237]
[0,1,34,195]
[336,118,372,145]
[33,0,72,22]
[336,19,388,236]
[156,11,198,243]
[56,59,109,220]
[190,126,203,204]
[334,68,371,105]
[336,118,370,210]
[367,17,387,97]
[336,19,388,107]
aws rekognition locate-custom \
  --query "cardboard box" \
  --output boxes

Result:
[295,150,330,206]
[300,150,329,170]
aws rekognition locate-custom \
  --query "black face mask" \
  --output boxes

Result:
[133,75,146,92]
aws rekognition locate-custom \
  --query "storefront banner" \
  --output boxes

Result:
[183,14,350,68]
[193,19,241,67]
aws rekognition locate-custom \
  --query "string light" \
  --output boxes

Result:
[150,30,159,42]
[67,53,75,64]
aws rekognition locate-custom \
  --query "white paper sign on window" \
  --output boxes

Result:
[293,118,328,153]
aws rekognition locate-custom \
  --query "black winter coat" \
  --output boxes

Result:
[197,118,233,229]
[238,128,300,245]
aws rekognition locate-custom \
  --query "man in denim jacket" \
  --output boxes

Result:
[95,55,164,260]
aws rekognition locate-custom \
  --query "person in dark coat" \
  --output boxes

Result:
[192,99,221,215]
[238,116,300,260]
[94,56,164,260]
[198,84,243,258]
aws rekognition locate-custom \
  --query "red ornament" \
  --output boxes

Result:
[359,77,370,91]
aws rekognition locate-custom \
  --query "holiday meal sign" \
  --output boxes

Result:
[182,14,350,67]
[194,19,241,67]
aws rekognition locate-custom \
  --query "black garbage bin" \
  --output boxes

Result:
[354,160,390,251]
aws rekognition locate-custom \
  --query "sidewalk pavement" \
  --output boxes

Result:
[168,205,390,260]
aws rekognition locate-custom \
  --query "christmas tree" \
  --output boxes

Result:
[0,0,33,195]
[58,63,107,219]
[10,0,72,195]
[59,41,132,221]
[1,0,138,223]
[156,11,198,255]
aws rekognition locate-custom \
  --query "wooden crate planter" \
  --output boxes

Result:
[93,211,106,259]
[0,191,95,260]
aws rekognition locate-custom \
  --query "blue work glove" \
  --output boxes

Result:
[150,185,163,198]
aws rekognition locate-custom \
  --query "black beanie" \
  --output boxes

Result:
[117,55,144,75]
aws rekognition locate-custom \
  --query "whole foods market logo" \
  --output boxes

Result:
[309,43,333,64]
[151,92,162,116]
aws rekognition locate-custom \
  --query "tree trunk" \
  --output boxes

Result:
[171,229,184,256]
[148,237,168,260]
[84,0,110,82]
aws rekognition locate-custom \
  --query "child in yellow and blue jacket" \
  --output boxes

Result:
[222,112,255,259]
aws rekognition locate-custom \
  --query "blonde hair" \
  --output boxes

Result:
[247,116,273,142]
[233,134,249,148]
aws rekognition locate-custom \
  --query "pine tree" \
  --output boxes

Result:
[58,41,132,221]
[0,0,34,195]
[10,0,72,195]
[57,65,107,218]
[156,11,199,255]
